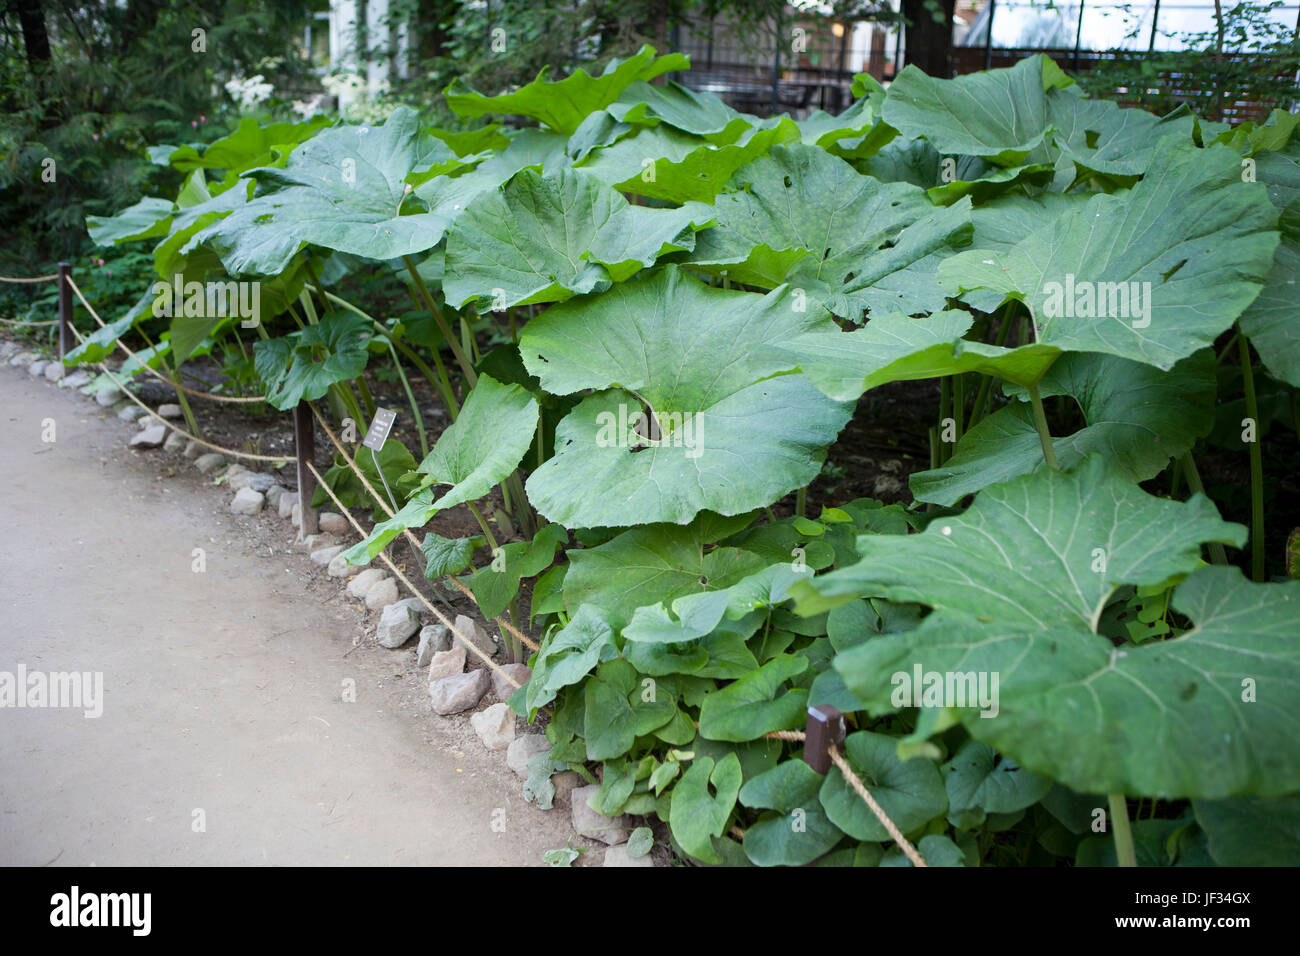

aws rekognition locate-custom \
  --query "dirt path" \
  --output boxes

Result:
[0,364,577,866]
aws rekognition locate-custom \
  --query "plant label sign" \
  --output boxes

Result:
[362,409,397,451]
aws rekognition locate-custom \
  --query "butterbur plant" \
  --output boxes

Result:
[83,47,1300,867]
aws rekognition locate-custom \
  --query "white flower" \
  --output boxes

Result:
[224,73,274,111]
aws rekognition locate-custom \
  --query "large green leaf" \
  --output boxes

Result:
[687,144,972,319]
[562,513,770,627]
[942,739,1051,818]
[340,375,537,562]
[835,565,1300,798]
[462,523,567,620]
[442,168,712,309]
[767,309,1063,402]
[582,659,676,760]
[252,311,371,410]
[86,197,174,246]
[818,731,947,841]
[697,654,809,742]
[738,759,845,866]
[940,141,1279,370]
[669,752,742,863]
[519,268,853,527]
[444,45,688,135]
[1238,235,1300,386]
[575,118,801,204]
[801,456,1243,628]
[607,80,749,141]
[199,106,454,275]
[881,55,1063,166]
[910,350,1217,505]
[810,460,1300,797]
[526,604,621,713]
[1192,795,1300,865]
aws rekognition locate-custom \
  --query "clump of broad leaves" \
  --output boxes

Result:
[86,47,1300,867]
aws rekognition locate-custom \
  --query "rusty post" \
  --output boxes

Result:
[294,400,319,537]
[57,262,72,362]
[802,705,846,774]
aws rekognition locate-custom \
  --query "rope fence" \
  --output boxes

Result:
[7,265,920,866]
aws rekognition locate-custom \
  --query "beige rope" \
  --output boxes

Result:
[306,460,528,694]
[0,317,59,326]
[763,729,927,867]
[0,273,58,283]
[64,275,267,405]
[66,323,289,464]
[308,403,540,654]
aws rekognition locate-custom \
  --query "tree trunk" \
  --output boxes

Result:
[901,0,955,77]
[16,0,52,70]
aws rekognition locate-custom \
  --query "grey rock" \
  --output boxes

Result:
[264,485,287,510]
[194,453,226,474]
[470,702,515,751]
[427,646,466,682]
[230,487,264,515]
[364,577,399,611]
[603,845,654,867]
[300,532,336,552]
[27,360,48,377]
[278,491,298,519]
[318,511,348,535]
[571,784,631,845]
[163,430,187,452]
[8,351,36,365]
[429,668,490,715]
[506,734,551,778]
[117,403,147,421]
[376,600,420,648]
[129,424,167,449]
[58,369,92,389]
[328,552,361,579]
[94,387,122,407]
[346,568,386,599]
[416,625,451,666]
[43,361,64,381]
[182,440,202,460]
[157,403,183,419]
[310,544,345,566]
[491,663,531,702]
[452,614,497,661]
[228,471,277,493]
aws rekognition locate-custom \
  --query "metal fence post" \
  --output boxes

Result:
[294,400,319,537]
[57,262,72,363]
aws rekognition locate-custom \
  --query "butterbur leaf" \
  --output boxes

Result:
[340,374,537,562]
[445,45,688,135]
[910,350,1217,505]
[64,290,154,365]
[669,753,742,864]
[882,55,1060,166]
[1192,796,1300,866]
[200,106,455,275]
[689,144,972,319]
[86,197,174,246]
[253,311,371,411]
[463,524,567,620]
[520,268,853,528]
[819,461,1300,797]
[940,140,1280,371]
[609,81,750,141]
[443,168,713,309]
[800,456,1244,628]
[421,532,483,578]
[583,660,675,761]
[818,731,947,842]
